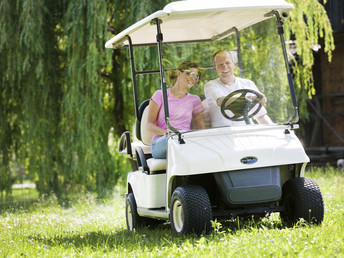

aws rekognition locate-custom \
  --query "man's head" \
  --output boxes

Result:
[213,50,235,85]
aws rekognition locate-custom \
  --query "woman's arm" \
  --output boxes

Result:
[146,100,170,136]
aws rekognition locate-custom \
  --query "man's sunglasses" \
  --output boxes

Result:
[179,69,199,80]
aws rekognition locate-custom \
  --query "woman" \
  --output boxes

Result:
[147,61,205,159]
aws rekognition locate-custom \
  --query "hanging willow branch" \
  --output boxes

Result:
[284,0,334,100]
[60,0,116,196]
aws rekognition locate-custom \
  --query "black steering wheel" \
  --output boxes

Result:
[220,89,263,124]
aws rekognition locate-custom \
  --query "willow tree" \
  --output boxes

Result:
[284,0,334,118]
[0,0,116,198]
[0,0,172,198]
[60,0,116,197]
[0,0,64,197]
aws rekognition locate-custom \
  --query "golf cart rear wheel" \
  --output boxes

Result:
[281,177,324,226]
[170,185,212,235]
[126,193,145,231]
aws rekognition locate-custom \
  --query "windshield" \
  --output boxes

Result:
[133,18,294,130]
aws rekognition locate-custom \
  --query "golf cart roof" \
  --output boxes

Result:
[105,0,294,49]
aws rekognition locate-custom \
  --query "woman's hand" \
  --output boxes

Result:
[163,129,172,136]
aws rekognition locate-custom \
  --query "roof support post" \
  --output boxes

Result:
[127,35,140,120]
[233,27,244,78]
[153,19,180,135]
[272,11,299,123]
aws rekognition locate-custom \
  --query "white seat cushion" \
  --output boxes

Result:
[140,105,154,145]
[147,158,167,173]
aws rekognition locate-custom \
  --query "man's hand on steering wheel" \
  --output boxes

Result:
[220,89,264,123]
[246,93,267,107]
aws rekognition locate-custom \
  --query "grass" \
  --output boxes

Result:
[0,167,343,257]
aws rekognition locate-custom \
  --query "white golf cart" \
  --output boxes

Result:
[106,0,324,235]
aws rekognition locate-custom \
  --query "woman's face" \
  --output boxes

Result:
[179,68,199,89]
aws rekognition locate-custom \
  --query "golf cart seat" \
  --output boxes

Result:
[118,100,167,174]
[135,100,167,174]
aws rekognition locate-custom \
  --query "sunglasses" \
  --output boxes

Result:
[179,69,199,80]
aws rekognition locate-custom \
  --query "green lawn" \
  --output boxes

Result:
[1,167,343,257]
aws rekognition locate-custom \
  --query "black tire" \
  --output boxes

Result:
[281,177,324,226]
[170,185,212,235]
[126,193,145,231]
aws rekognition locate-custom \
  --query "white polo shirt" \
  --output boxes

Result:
[204,77,267,127]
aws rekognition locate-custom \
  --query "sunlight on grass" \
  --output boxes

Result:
[1,168,343,257]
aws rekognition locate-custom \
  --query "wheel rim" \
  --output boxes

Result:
[126,202,133,230]
[172,199,184,232]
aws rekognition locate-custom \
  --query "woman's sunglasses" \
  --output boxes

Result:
[179,69,199,80]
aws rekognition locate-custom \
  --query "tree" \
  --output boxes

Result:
[284,0,334,118]
[0,0,172,198]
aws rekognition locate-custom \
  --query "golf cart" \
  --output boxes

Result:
[106,0,324,235]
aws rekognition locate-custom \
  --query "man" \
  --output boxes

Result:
[204,50,273,127]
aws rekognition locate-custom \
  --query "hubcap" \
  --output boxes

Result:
[172,199,184,232]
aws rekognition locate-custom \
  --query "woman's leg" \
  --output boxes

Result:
[151,136,168,159]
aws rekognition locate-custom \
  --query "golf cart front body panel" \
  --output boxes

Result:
[127,171,166,208]
[167,126,309,177]
[213,166,281,205]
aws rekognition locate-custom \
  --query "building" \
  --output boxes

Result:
[305,0,344,165]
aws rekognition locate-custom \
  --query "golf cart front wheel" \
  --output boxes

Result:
[170,185,212,235]
[281,177,324,226]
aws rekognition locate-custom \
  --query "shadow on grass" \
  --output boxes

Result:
[0,188,105,214]
[0,187,40,215]
[29,224,203,251]
[0,198,40,215]
[29,216,287,251]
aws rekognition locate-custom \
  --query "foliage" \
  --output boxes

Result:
[1,168,343,257]
[0,0,63,198]
[284,0,334,119]
[0,0,118,198]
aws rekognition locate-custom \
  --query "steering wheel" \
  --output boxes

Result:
[220,89,263,124]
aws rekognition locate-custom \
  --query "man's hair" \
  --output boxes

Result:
[213,50,236,66]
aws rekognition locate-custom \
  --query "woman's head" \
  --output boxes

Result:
[168,61,201,86]
[178,61,199,71]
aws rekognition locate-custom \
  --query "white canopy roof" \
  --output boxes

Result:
[105,0,294,49]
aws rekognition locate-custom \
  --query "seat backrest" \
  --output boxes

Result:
[135,100,154,145]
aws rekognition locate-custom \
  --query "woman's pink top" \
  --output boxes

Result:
[151,88,204,140]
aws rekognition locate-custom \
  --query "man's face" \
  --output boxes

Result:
[214,52,235,84]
